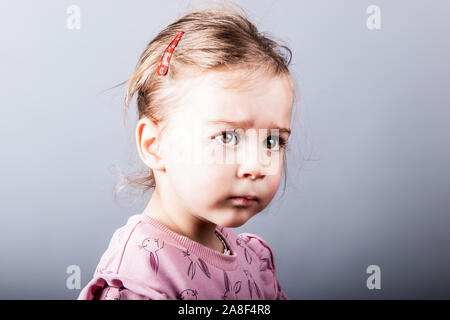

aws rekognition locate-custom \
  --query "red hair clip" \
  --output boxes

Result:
[156,31,184,76]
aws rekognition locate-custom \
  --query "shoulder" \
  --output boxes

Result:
[93,213,178,278]
[80,215,176,299]
[91,214,145,275]
[235,231,277,273]
[115,215,181,275]
[233,231,286,300]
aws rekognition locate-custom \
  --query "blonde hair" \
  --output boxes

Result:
[112,4,302,202]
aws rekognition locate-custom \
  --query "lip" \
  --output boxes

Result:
[229,196,258,206]
[231,195,257,200]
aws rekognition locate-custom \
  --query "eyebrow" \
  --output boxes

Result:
[206,120,291,136]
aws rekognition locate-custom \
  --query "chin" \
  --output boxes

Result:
[220,220,246,228]
[216,213,254,229]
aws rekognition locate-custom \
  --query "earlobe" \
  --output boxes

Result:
[135,118,165,171]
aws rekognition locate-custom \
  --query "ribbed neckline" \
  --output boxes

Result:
[138,213,238,270]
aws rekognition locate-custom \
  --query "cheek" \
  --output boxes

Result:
[268,172,282,192]
[263,159,284,196]
[163,128,227,167]
[166,161,233,203]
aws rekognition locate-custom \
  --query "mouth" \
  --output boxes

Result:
[229,195,258,206]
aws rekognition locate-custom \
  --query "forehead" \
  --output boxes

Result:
[178,71,293,129]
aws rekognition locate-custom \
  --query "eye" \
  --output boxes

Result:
[213,131,288,150]
[265,135,279,150]
[265,135,288,150]
[214,130,239,146]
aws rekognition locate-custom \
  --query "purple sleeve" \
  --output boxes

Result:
[94,285,152,300]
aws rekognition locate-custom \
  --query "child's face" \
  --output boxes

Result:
[158,72,293,228]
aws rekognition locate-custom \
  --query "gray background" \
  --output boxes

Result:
[1,0,449,299]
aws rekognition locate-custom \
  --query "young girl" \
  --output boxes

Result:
[78,5,299,300]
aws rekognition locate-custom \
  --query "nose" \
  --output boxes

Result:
[237,164,262,180]
[236,130,264,180]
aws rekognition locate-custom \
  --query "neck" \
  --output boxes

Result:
[142,187,223,252]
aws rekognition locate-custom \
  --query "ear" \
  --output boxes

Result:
[136,117,165,171]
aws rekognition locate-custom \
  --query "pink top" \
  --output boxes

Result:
[78,213,289,300]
